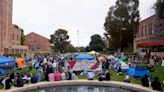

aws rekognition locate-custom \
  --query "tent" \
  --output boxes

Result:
[0,68,5,75]
[127,68,150,77]
[88,51,100,55]
[162,60,164,66]
[98,56,106,62]
[113,61,129,72]
[74,53,95,60]
[16,58,26,68]
[120,56,128,62]
[107,55,116,61]
[0,56,15,64]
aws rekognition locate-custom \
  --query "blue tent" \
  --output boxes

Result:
[0,68,5,75]
[0,56,15,64]
[127,68,150,77]
[74,53,95,60]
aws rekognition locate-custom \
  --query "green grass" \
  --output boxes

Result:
[0,66,164,90]
[151,66,164,83]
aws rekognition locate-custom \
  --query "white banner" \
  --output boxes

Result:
[65,60,102,71]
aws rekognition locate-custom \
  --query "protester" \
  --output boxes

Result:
[123,75,130,83]
[87,71,95,80]
[151,77,162,91]
[104,69,110,81]
[71,71,78,80]
[48,71,55,82]
[36,69,42,82]
[141,75,149,87]
[31,74,38,83]
[55,71,62,81]
[61,71,67,80]
[5,75,13,89]
[98,71,103,81]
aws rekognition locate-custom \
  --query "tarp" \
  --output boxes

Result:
[127,68,150,77]
[88,51,100,55]
[113,61,129,72]
[0,56,15,64]
[120,56,128,62]
[74,53,95,60]
[16,58,26,68]
[0,68,5,75]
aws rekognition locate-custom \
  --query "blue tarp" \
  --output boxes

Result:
[74,53,95,60]
[0,56,15,64]
[127,68,151,77]
[0,68,5,75]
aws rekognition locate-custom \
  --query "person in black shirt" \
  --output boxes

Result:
[151,77,162,91]
[141,75,149,87]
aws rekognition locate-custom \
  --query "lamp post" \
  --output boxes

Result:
[77,30,80,52]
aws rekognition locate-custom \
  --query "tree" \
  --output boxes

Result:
[154,0,164,40]
[49,29,70,53]
[64,44,77,53]
[20,29,25,45]
[104,0,140,52]
[89,34,106,51]
[155,0,164,19]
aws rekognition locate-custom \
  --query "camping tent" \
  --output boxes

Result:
[127,68,150,77]
[0,68,5,75]
[0,56,15,64]
[107,55,116,61]
[16,58,26,68]
[88,51,100,55]
[0,56,15,70]
[120,56,128,62]
[74,53,95,60]
[98,56,106,62]
[113,61,129,72]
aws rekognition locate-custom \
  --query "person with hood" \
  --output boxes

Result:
[141,75,149,87]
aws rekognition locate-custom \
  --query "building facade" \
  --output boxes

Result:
[0,0,28,55]
[134,15,164,57]
[25,32,51,54]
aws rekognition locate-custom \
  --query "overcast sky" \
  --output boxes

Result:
[13,0,156,47]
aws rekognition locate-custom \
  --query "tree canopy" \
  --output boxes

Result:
[49,29,70,53]
[88,34,106,51]
[104,0,140,52]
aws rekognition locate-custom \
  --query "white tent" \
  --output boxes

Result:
[107,55,116,61]
[114,61,129,72]
[162,60,164,66]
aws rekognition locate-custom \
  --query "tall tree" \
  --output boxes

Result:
[89,34,106,51]
[64,44,77,53]
[20,29,25,45]
[49,29,70,53]
[154,0,164,40]
[104,0,140,51]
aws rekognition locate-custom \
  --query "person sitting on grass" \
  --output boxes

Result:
[141,75,149,87]
[123,75,130,83]
[5,74,13,89]
[98,71,104,81]
[104,69,110,81]
[151,77,162,91]
[31,74,38,84]
[87,70,95,80]
[71,71,78,80]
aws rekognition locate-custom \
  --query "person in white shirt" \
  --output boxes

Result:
[61,71,66,80]
[87,71,95,80]
[52,61,57,73]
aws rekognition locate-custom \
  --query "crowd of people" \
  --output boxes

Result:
[0,54,164,91]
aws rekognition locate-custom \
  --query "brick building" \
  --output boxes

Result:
[25,32,51,54]
[134,15,164,57]
[0,0,28,55]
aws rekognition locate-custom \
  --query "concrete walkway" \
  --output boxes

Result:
[0,80,159,92]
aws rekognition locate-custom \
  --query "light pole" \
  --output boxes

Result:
[77,30,80,52]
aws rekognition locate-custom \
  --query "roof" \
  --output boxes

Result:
[25,32,49,40]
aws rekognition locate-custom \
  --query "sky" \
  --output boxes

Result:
[13,0,156,47]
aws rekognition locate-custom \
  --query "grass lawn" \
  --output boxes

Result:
[0,66,164,90]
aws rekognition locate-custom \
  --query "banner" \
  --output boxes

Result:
[65,60,102,71]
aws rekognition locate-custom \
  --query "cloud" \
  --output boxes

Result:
[13,0,156,47]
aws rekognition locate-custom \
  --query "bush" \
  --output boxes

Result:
[8,53,21,57]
